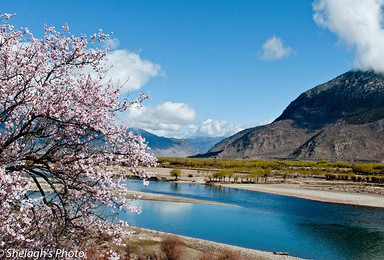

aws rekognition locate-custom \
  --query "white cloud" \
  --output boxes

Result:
[85,49,162,93]
[104,50,162,93]
[123,101,197,134]
[259,36,295,61]
[197,119,243,137]
[121,102,243,138]
[313,0,384,72]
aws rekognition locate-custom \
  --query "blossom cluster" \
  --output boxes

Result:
[0,13,156,258]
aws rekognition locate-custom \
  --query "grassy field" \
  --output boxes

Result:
[156,157,384,184]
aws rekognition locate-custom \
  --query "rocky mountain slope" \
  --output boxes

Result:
[206,71,384,162]
[128,128,201,157]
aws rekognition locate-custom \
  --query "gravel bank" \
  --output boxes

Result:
[129,227,302,260]
[125,190,237,207]
[222,183,384,209]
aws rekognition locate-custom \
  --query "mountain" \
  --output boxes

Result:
[128,128,201,157]
[206,71,384,162]
[187,136,225,153]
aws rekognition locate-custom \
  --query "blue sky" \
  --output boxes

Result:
[3,0,377,138]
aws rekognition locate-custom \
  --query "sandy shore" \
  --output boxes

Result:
[128,227,302,260]
[126,181,384,209]
[26,173,384,209]
[125,190,237,207]
[222,183,384,209]
[135,166,384,208]
[26,177,236,207]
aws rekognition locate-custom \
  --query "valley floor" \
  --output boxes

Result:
[135,166,384,209]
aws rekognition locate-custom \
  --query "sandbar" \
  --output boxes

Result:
[125,190,237,207]
[222,183,384,209]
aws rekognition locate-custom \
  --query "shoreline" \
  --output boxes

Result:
[221,183,384,209]
[28,175,384,209]
[135,166,384,209]
[125,171,384,209]
[124,190,237,207]
[128,227,301,260]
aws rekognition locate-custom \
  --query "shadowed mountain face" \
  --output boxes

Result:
[276,71,384,129]
[207,71,384,162]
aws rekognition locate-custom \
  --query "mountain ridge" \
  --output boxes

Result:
[127,128,225,157]
[205,70,384,162]
[128,128,201,157]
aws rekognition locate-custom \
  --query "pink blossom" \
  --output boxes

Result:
[0,14,157,256]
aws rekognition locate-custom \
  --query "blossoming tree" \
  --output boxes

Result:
[0,13,156,256]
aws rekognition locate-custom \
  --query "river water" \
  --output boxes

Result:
[120,179,384,260]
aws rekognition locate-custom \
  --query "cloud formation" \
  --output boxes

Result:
[85,48,161,93]
[123,101,197,133]
[259,36,295,61]
[122,102,242,138]
[313,0,384,72]
[105,50,162,93]
[197,119,242,137]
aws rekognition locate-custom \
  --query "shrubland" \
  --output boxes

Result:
[157,157,384,184]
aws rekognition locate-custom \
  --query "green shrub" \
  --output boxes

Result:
[352,164,375,175]
[170,169,182,180]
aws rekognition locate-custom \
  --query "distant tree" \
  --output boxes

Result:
[263,168,271,184]
[170,169,182,181]
[352,164,375,175]
[219,170,234,183]
[282,173,288,183]
[0,14,156,257]
[212,171,221,182]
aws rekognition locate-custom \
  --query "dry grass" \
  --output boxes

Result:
[161,235,185,260]
[99,228,284,260]
[217,250,243,260]
[199,250,243,260]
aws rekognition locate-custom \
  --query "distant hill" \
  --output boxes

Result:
[187,136,225,153]
[128,128,201,157]
[204,71,384,162]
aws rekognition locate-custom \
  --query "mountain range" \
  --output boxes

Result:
[128,128,224,157]
[202,70,384,162]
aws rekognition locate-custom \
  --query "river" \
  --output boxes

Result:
[119,179,384,260]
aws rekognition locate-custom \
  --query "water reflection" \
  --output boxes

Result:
[169,182,179,192]
[297,222,384,260]
[152,201,193,216]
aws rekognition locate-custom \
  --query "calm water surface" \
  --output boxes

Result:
[120,179,384,260]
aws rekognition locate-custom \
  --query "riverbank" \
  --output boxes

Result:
[124,227,301,260]
[130,180,384,209]
[221,183,384,209]
[26,171,384,209]
[25,176,236,207]
[135,166,384,209]
[125,190,237,207]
